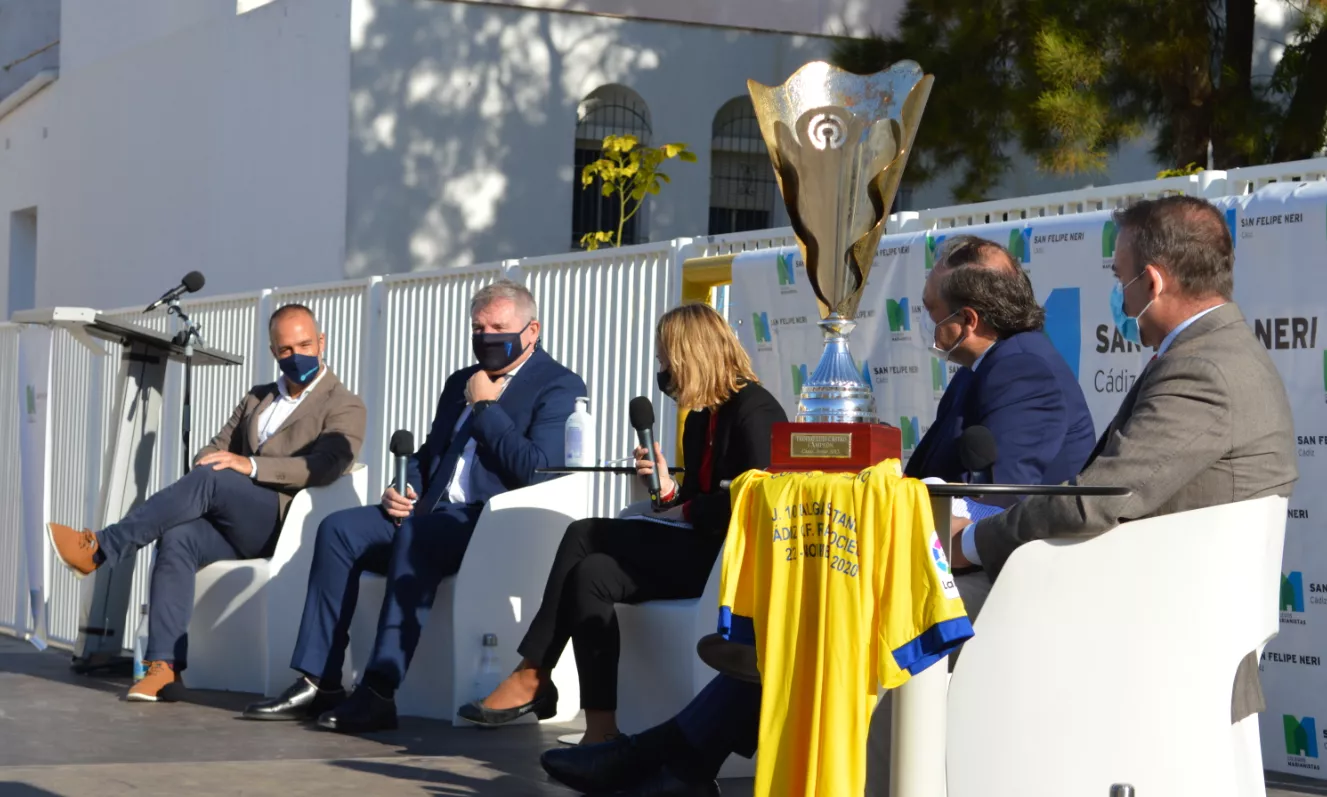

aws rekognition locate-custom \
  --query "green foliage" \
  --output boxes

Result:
[830,0,1327,203]
[1156,163,1205,178]
[578,135,697,251]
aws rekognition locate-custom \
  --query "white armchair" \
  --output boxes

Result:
[184,464,369,694]
[945,496,1287,797]
[347,472,593,722]
[615,499,757,779]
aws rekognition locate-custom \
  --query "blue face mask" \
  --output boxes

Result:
[1110,272,1159,346]
[277,352,321,387]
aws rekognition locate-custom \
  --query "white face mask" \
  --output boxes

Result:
[922,309,966,362]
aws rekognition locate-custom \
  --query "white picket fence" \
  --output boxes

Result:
[2,157,1324,650]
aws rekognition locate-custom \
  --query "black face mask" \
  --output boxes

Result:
[656,368,677,400]
[473,321,532,373]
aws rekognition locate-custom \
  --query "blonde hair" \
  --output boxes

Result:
[656,303,759,410]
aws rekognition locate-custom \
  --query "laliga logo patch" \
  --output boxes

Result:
[930,531,960,599]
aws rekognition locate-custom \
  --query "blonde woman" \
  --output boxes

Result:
[458,303,787,743]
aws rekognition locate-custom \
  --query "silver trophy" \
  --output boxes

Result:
[748,60,933,424]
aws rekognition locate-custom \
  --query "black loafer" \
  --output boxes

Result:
[316,685,398,734]
[456,682,558,727]
[242,677,346,721]
[540,734,659,793]
[696,633,760,684]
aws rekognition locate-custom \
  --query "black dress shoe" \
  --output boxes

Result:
[540,735,660,793]
[612,768,720,797]
[316,684,398,733]
[696,633,760,684]
[242,677,346,721]
[456,682,558,727]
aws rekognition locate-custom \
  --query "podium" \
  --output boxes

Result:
[13,307,242,671]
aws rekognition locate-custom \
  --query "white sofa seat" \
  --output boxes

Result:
[945,496,1287,797]
[615,499,756,779]
[347,472,593,722]
[184,464,369,694]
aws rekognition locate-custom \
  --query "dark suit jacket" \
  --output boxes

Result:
[677,381,788,534]
[406,347,586,507]
[195,369,367,521]
[906,330,1096,490]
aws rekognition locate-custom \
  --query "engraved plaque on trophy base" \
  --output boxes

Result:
[769,421,901,473]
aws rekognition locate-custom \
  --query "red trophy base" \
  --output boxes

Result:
[769,422,903,473]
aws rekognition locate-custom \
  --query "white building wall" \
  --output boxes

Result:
[0,84,56,316]
[0,0,60,103]
[447,0,905,38]
[345,0,830,276]
[0,0,353,313]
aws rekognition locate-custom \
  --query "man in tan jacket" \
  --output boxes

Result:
[47,304,366,702]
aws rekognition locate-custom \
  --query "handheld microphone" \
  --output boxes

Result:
[389,429,415,525]
[628,396,662,506]
[958,425,998,485]
[144,271,206,313]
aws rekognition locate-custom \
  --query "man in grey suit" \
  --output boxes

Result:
[953,194,1299,720]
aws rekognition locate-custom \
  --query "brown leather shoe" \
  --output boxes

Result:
[46,523,100,577]
[127,661,178,702]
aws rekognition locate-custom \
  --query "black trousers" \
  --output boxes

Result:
[517,516,721,711]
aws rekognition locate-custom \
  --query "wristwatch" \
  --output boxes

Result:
[472,400,497,415]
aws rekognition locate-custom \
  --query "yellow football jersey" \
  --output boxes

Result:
[718,460,973,797]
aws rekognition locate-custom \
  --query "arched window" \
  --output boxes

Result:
[572,85,652,249]
[709,97,777,235]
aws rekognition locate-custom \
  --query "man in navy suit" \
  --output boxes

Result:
[242,279,586,733]
[540,237,1096,796]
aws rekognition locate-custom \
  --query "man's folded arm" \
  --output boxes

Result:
[970,355,1232,578]
[472,372,585,488]
[252,398,368,490]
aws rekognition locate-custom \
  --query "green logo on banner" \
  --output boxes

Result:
[931,359,947,392]
[791,364,808,396]
[1102,220,1118,258]
[900,416,920,449]
[752,312,772,343]
[776,253,796,286]
[1282,571,1305,612]
[1285,714,1318,758]
[925,234,947,271]
[25,385,35,416]
[1008,229,1021,259]
[886,298,911,332]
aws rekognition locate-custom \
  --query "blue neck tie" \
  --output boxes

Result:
[416,411,476,516]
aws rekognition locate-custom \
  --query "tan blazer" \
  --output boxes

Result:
[194,369,367,521]
[972,302,1298,719]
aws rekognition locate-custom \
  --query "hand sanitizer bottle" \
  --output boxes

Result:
[565,397,595,467]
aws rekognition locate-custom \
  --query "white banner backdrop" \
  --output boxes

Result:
[16,325,51,649]
[729,182,1327,779]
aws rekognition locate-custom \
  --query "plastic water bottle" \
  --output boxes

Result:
[565,397,595,467]
[132,604,149,681]
[473,633,504,702]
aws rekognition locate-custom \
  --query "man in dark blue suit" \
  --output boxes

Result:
[242,279,586,733]
[540,236,1096,796]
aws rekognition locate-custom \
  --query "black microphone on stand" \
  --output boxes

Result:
[144,271,206,313]
[389,429,414,526]
[629,396,662,507]
[958,425,997,484]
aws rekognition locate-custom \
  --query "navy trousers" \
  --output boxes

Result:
[676,675,761,759]
[95,466,282,666]
[288,501,483,689]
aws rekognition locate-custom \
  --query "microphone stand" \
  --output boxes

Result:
[167,299,203,477]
